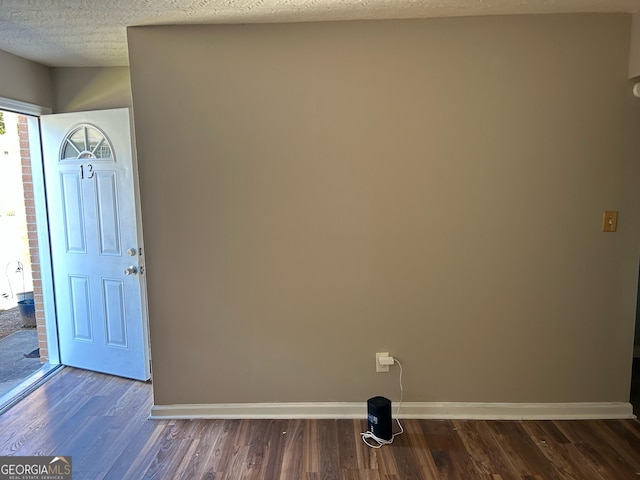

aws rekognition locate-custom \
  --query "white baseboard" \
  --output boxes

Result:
[150,401,635,420]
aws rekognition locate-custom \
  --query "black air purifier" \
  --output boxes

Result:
[367,396,392,441]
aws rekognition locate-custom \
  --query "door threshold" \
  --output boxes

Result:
[0,364,64,415]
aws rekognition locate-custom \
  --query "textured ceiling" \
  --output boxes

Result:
[0,0,639,67]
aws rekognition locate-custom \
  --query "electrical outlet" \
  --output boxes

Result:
[376,352,390,373]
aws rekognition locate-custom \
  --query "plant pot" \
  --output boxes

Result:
[18,298,36,328]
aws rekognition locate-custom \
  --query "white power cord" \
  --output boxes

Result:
[361,359,404,448]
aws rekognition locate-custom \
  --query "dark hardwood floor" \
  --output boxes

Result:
[0,367,639,479]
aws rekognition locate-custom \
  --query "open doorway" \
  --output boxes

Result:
[0,109,57,405]
[1,104,150,412]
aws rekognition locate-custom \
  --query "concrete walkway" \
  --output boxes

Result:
[0,329,42,398]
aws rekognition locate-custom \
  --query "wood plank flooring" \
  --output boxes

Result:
[0,367,639,480]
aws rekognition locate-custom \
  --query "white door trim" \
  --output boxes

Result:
[127,110,152,379]
[0,96,51,116]
[28,116,59,364]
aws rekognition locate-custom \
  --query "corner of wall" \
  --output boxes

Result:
[0,48,53,108]
[51,67,132,113]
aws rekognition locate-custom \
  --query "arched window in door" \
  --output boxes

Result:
[61,124,113,161]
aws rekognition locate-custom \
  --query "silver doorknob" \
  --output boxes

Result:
[127,248,137,256]
[124,265,138,275]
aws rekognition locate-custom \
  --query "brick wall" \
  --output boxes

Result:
[17,115,47,363]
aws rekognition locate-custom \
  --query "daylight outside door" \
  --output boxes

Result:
[41,108,150,381]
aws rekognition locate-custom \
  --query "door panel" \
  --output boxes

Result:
[96,171,121,255]
[42,108,149,381]
[70,275,92,341]
[103,278,127,347]
[61,172,86,253]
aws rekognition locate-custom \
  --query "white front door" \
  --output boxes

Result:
[42,108,150,381]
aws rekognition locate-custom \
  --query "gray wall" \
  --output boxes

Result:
[0,49,52,108]
[0,56,130,114]
[51,67,132,113]
[629,12,640,78]
[128,14,640,406]
[633,13,640,348]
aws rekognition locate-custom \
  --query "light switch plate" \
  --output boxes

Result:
[602,211,618,232]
